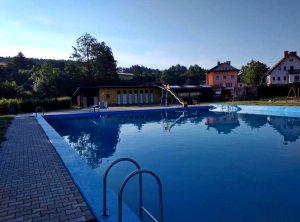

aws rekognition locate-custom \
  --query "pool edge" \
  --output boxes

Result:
[35,114,141,222]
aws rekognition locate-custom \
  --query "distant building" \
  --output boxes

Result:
[205,61,239,90]
[265,51,300,85]
[117,72,135,80]
[73,86,161,107]
[168,85,214,104]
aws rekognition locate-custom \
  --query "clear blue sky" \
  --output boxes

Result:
[1,0,300,69]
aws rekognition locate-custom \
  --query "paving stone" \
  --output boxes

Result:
[0,116,95,221]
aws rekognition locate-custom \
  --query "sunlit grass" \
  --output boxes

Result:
[201,97,300,106]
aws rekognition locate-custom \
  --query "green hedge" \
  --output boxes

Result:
[258,83,300,98]
[0,97,71,115]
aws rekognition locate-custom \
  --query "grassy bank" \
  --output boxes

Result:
[0,115,14,142]
[201,97,300,106]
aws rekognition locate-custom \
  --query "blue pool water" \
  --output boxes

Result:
[47,110,300,222]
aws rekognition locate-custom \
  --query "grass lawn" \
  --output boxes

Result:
[0,115,14,143]
[201,97,300,106]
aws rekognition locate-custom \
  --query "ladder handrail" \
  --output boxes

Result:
[101,158,142,218]
[35,107,44,116]
[164,85,185,106]
[118,169,163,222]
[158,85,186,107]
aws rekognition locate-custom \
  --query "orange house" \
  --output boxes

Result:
[206,61,239,90]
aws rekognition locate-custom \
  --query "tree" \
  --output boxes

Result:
[181,65,206,85]
[240,60,268,85]
[11,52,32,70]
[0,66,8,82]
[70,33,97,82]
[130,65,143,75]
[0,80,32,99]
[70,33,118,85]
[160,65,187,85]
[5,52,33,86]
[31,62,66,98]
[92,42,118,85]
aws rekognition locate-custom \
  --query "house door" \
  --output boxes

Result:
[128,90,132,104]
[117,91,121,105]
[140,90,143,104]
[145,90,149,104]
[150,90,154,103]
[93,97,99,105]
[134,90,138,104]
[122,90,127,105]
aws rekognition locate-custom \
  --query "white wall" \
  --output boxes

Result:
[268,54,300,85]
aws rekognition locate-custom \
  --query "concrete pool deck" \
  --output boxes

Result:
[0,115,95,221]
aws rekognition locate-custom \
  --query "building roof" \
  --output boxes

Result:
[206,61,239,73]
[169,85,212,89]
[73,85,160,96]
[265,51,300,76]
[117,72,135,76]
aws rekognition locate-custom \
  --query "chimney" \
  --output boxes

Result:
[290,51,297,56]
[217,61,220,65]
[284,51,289,58]
[226,61,231,65]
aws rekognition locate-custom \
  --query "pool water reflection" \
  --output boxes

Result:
[47,111,300,222]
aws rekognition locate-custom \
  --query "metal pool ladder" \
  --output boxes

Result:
[102,158,163,222]
[35,107,44,116]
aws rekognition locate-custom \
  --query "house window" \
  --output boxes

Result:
[284,66,286,70]
[278,77,280,81]
[117,90,121,94]
[231,75,235,79]
[223,75,227,80]
[278,66,281,70]
[284,76,287,81]
[106,94,110,99]
[295,76,300,82]
[226,83,232,87]
[273,77,275,81]
[215,75,219,80]
[290,58,294,62]
[128,90,132,94]
[123,90,127,94]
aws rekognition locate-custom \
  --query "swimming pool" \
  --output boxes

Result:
[46,110,300,222]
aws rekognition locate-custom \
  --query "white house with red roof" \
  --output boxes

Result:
[265,51,300,85]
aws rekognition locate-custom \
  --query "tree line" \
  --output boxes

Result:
[0,32,268,100]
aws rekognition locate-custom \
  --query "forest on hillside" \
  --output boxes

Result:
[0,33,207,100]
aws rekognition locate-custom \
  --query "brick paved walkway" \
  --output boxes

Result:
[0,116,96,222]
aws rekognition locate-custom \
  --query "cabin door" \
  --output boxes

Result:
[122,91,127,105]
[128,91,132,104]
[145,90,149,104]
[117,91,121,105]
[140,91,143,104]
[134,90,138,104]
[150,91,154,103]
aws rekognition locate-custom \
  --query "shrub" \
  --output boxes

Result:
[0,97,71,115]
